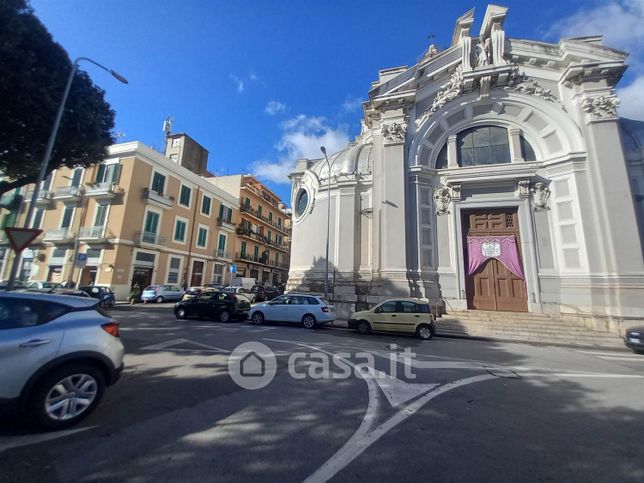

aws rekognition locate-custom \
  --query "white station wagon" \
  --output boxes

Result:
[248,294,335,328]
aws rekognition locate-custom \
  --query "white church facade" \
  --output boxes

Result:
[287,5,644,330]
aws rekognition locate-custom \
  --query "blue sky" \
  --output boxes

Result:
[30,0,644,204]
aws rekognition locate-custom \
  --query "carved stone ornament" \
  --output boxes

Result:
[530,182,550,211]
[416,66,464,127]
[381,122,407,144]
[433,187,452,215]
[505,67,556,102]
[580,95,620,119]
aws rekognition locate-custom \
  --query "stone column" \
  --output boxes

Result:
[447,135,459,168]
[377,113,409,295]
[509,128,524,163]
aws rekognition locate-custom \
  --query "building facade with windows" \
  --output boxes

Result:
[0,141,240,299]
[287,5,644,329]
[207,174,291,286]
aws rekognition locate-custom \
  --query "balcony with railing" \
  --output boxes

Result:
[216,216,236,232]
[85,182,123,201]
[236,226,290,253]
[78,225,114,244]
[142,187,173,209]
[52,186,82,203]
[215,249,233,260]
[43,228,75,244]
[25,190,55,208]
[135,231,168,246]
[239,204,290,234]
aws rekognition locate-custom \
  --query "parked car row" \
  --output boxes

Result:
[173,292,437,339]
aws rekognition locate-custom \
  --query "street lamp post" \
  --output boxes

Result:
[7,57,127,290]
[320,146,335,301]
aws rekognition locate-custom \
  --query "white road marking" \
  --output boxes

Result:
[141,338,229,353]
[0,426,96,454]
[597,356,644,362]
[576,350,632,356]
[517,373,643,378]
[304,374,497,483]
[365,368,438,408]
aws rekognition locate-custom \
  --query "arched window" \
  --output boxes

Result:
[433,125,537,168]
[458,125,511,166]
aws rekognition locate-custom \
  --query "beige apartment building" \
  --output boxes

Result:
[207,174,291,286]
[0,140,240,300]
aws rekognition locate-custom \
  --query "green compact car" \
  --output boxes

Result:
[348,299,437,340]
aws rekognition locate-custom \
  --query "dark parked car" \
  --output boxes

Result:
[79,285,116,308]
[51,288,91,298]
[251,285,279,303]
[624,326,644,353]
[174,291,251,322]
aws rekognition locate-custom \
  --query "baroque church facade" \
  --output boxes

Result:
[287,5,644,328]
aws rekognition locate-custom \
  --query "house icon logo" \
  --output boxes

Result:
[240,351,265,377]
[229,342,276,390]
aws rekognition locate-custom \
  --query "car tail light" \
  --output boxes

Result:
[101,322,120,337]
[321,307,329,313]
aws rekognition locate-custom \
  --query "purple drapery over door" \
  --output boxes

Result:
[466,235,525,280]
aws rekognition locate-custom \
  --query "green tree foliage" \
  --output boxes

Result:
[0,0,116,196]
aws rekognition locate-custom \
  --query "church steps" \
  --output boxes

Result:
[435,317,624,349]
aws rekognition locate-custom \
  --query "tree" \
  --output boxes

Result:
[0,0,116,196]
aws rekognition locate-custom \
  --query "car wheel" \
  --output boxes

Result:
[251,312,264,325]
[29,364,106,430]
[357,320,371,335]
[176,307,187,319]
[417,324,433,340]
[302,314,316,329]
[155,296,164,303]
[219,310,231,322]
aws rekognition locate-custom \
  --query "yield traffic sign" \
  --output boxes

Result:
[3,227,42,253]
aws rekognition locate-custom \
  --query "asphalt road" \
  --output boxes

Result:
[1,304,643,482]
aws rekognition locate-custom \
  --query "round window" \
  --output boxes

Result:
[295,189,309,218]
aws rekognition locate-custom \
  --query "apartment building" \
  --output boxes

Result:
[0,141,239,299]
[207,174,291,286]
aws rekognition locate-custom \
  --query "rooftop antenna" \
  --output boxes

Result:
[162,116,174,153]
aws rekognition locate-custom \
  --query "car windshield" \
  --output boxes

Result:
[144,286,158,291]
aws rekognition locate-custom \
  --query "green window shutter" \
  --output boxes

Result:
[95,164,106,183]
[218,234,226,251]
[112,164,122,183]
[94,205,107,226]
[145,212,159,233]
[219,203,224,219]
[241,241,246,256]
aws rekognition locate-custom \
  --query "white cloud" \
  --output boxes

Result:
[265,100,286,115]
[618,76,644,120]
[342,95,364,113]
[547,0,644,61]
[229,74,245,93]
[251,114,351,184]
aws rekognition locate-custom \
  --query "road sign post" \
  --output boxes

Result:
[4,227,42,290]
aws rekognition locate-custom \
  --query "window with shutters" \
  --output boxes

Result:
[179,185,191,207]
[95,162,121,184]
[151,172,166,195]
[201,195,212,216]
[61,207,74,229]
[173,217,188,243]
[71,168,83,187]
[196,225,208,248]
[32,208,44,229]
[167,256,182,284]
[240,241,247,257]
[218,204,233,224]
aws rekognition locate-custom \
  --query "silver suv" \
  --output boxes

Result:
[0,292,124,430]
